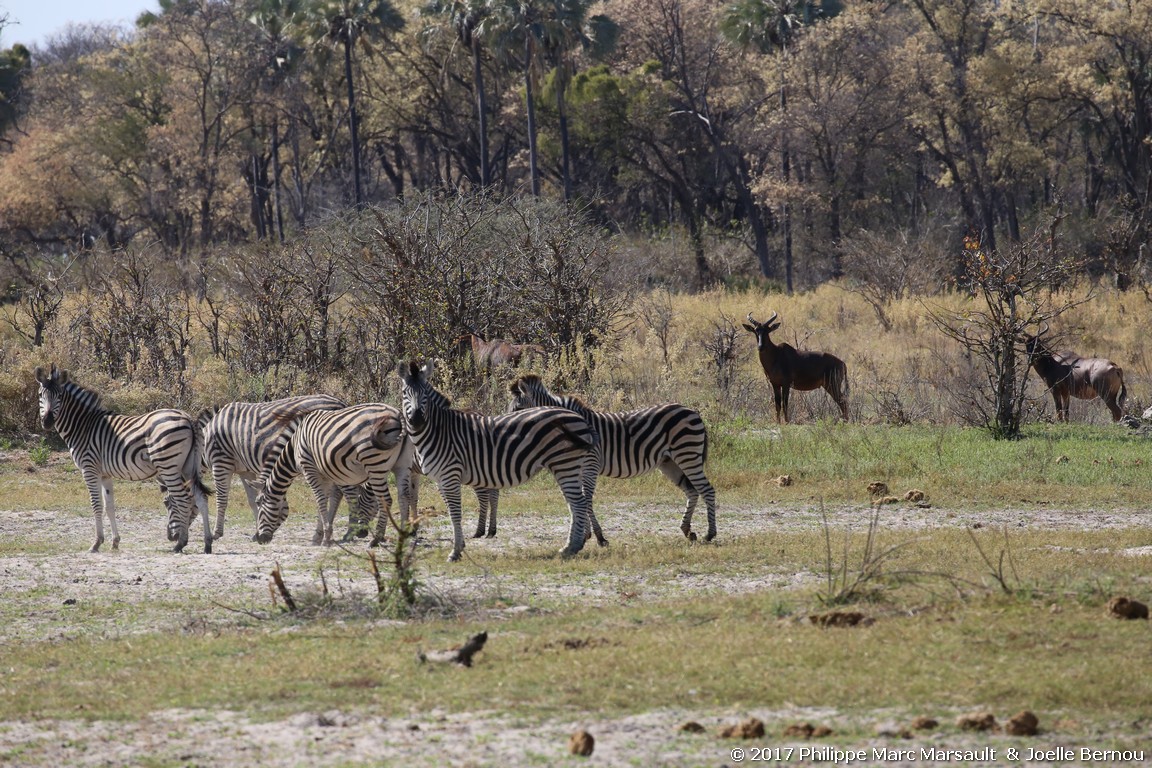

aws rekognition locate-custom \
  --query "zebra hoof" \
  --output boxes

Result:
[705,530,716,542]
[471,530,484,539]
[212,531,224,541]
[448,551,462,563]
[89,542,102,553]
[596,538,609,548]
[559,545,584,558]
[369,537,384,548]
[173,542,187,553]
[204,542,213,554]
[485,531,497,539]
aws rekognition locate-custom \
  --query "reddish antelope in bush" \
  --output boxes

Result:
[742,311,849,423]
[1021,324,1126,422]
[453,333,545,373]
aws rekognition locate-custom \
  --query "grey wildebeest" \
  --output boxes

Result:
[1021,323,1127,422]
[742,311,849,423]
[453,333,545,373]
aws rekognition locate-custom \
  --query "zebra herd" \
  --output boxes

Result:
[34,361,718,561]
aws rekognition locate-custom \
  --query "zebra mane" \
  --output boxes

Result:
[518,374,593,412]
[60,378,109,414]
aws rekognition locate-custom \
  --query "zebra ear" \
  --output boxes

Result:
[58,369,70,384]
[422,358,436,381]
[34,366,47,383]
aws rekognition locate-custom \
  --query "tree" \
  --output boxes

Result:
[536,0,618,202]
[721,0,842,292]
[481,0,548,197]
[927,212,1086,438]
[295,0,406,205]
[249,0,307,241]
[422,0,494,188]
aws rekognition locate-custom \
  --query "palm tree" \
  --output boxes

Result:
[537,0,617,202]
[422,0,492,188]
[481,0,545,196]
[296,0,405,206]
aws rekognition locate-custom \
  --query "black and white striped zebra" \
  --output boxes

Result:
[198,394,349,540]
[398,360,597,561]
[509,374,717,543]
[253,404,413,546]
[35,364,213,553]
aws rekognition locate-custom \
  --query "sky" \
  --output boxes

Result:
[1,0,157,49]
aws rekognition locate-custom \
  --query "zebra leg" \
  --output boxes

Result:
[305,477,338,546]
[554,467,589,557]
[582,473,607,546]
[660,461,697,539]
[483,489,499,538]
[211,466,234,540]
[81,470,107,552]
[473,488,494,538]
[340,485,373,541]
[368,480,394,547]
[439,482,465,562]
[357,485,378,539]
[192,478,213,554]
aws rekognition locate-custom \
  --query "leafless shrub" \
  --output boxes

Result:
[702,313,741,399]
[840,228,950,332]
[66,248,192,395]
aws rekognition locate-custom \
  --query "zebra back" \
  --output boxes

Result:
[401,362,594,489]
[509,374,709,477]
[202,394,347,478]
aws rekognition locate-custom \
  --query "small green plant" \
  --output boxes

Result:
[28,440,51,467]
[370,515,424,618]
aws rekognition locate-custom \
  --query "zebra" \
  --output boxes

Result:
[508,374,717,544]
[198,394,355,540]
[398,360,597,562]
[34,364,213,553]
[253,403,413,547]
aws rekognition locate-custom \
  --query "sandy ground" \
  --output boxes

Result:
[1,478,1150,766]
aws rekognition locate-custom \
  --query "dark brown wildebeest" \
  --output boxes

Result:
[1021,323,1127,422]
[742,311,849,423]
[453,333,545,373]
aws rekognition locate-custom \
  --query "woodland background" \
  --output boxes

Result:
[1,0,1151,434]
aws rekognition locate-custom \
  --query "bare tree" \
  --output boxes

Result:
[926,211,1087,438]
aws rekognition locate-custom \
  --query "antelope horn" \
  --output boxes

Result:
[747,312,758,325]
[1039,321,1050,336]
[766,310,778,325]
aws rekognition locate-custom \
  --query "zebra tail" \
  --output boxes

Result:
[188,417,214,497]
[370,415,405,451]
[558,419,597,453]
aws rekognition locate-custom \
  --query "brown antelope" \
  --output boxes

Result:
[743,311,849,423]
[453,332,545,373]
[1021,323,1126,422]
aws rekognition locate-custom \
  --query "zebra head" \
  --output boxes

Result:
[34,364,68,432]
[508,374,550,412]
[398,360,436,432]
[253,481,293,544]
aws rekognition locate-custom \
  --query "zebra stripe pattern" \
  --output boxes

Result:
[254,404,413,546]
[509,374,718,543]
[199,394,348,540]
[35,364,212,553]
[398,360,596,561]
